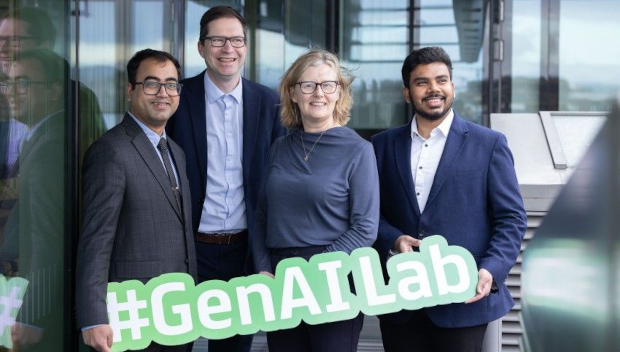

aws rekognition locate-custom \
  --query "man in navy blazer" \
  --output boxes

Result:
[165,6,284,352]
[371,47,526,352]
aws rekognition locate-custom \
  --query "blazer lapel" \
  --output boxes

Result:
[394,123,422,217]
[241,77,259,183]
[186,72,207,185]
[425,114,468,208]
[123,114,183,221]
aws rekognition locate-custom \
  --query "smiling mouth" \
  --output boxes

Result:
[152,102,170,107]
[423,95,446,108]
[218,58,236,63]
[423,94,445,102]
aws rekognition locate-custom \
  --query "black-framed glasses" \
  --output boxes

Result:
[202,36,246,48]
[295,81,339,94]
[135,80,182,96]
[0,78,48,94]
[0,36,35,48]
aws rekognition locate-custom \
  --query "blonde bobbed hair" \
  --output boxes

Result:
[278,49,355,129]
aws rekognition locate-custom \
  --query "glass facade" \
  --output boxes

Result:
[0,0,619,351]
[0,2,73,351]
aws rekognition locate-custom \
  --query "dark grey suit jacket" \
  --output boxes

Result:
[75,114,197,328]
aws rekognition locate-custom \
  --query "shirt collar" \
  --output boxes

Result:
[411,109,454,139]
[204,71,243,104]
[128,111,167,149]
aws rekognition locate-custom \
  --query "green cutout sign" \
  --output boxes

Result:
[106,235,478,351]
[0,275,29,349]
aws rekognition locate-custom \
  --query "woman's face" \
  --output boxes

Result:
[290,63,340,127]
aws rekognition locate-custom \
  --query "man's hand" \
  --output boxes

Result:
[465,268,493,304]
[259,271,275,279]
[393,235,421,253]
[82,325,113,352]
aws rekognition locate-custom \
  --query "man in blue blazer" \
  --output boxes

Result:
[166,6,285,352]
[371,47,527,352]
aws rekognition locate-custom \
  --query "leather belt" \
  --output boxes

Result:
[195,230,248,244]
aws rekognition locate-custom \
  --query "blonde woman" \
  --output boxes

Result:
[252,49,379,352]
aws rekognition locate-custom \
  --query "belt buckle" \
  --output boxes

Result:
[216,232,234,244]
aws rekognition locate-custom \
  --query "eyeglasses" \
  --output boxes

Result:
[0,78,47,94]
[202,36,246,48]
[295,81,339,94]
[135,80,182,96]
[0,36,35,48]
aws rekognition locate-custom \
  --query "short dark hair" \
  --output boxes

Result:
[401,47,453,88]
[1,7,57,46]
[126,49,181,87]
[199,6,246,41]
[15,49,67,84]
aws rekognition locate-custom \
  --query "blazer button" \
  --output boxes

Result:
[185,259,189,264]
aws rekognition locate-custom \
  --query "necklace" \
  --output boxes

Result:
[300,128,327,161]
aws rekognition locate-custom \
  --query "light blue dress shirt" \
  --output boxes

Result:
[198,72,246,233]
[5,118,28,174]
[128,112,180,188]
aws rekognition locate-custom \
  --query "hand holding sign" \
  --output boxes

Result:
[105,235,478,352]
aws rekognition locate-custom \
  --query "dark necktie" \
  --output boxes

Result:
[157,137,183,217]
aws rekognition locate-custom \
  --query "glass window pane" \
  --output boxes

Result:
[340,0,409,130]
[415,2,487,123]
[184,1,210,78]
[78,1,118,131]
[0,4,71,350]
[559,0,620,111]
[511,0,541,113]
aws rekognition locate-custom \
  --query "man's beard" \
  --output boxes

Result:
[414,93,453,121]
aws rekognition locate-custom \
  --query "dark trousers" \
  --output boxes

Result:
[379,309,487,352]
[196,240,253,352]
[266,246,364,352]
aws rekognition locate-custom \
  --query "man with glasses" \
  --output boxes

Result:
[0,48,67,349]
[76,49,196,352]
[166,7,285,351]
[0,7,105,163]
[0,8,51,74]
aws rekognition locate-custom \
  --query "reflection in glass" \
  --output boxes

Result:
[255,0,326,90]
[511,0,541,113]
[559,0,620,111]
[340,0,408,130]
[414,1,487,124]
[184,1,210,77]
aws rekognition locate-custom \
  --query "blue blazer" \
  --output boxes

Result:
[371,113,527,328]
[166,71,286,271]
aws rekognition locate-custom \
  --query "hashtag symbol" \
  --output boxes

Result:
[107,289,150,343]
[0,276,28,348]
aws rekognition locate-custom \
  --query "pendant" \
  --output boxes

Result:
[304,155,309,161]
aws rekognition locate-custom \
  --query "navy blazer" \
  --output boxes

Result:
[166,71,285,270]
[371,113,527,328]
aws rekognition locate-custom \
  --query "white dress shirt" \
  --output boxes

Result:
[410,110,454,213]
